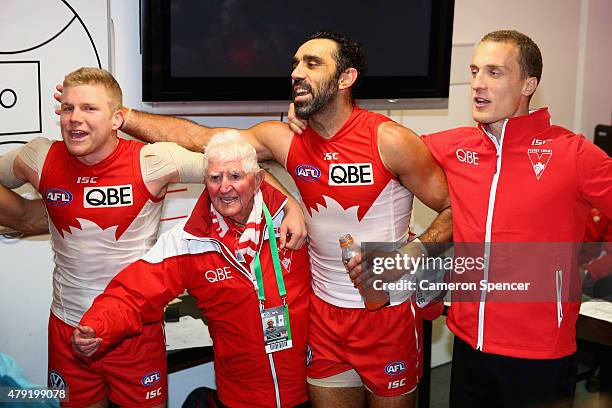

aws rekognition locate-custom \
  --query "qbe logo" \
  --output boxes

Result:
[385,361,407,376]
[84,185,133,208]
[455,149,479,165]
[296,164,321,182]
[328,163,373,186]
[44,188,73,206]
[205,266,233,283]
[141,371,161,387]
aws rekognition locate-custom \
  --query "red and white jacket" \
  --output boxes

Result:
[423,108,612,359]
[80,182,312,408]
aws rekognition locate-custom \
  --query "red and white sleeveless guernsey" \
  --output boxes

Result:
[286,107,413,308]
[38,139,164,327]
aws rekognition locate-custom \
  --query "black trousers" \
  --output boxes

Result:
[450,337,577,408]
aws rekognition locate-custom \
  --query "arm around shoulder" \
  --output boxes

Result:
[242,120,294,163]
[378,122,452,244]
[0,137,52,189]
[121,108,215,152]
[140,142,204,198]
[122,108,292,163]
[263,172,307,249]
[378,122,451,212]
[0,185,48,235]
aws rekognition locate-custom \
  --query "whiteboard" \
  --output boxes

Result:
[0,0,109,153]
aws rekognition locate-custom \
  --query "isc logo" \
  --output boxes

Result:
[76,176,98,184]
[385,361,407,376]
[531,138,552,146]
[328,163,373,186]
[141,371,161,387]
[145,387,162,400]
[84,185,133,208]
[296,164,321,182]
[388,378,407,389]
[44,188,73,206]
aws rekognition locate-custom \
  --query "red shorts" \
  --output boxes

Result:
[307,294,423,396]
[48,313,167,407]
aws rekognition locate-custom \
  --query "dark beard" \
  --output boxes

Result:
[293,77,338,119]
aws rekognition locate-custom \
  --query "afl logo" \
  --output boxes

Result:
[44,188,73,206]
[385,361,407,376]
[296,164,321,182]
[48,370,67,388]
[141,371,161,387]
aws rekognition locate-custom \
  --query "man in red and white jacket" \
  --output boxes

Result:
[421,30,612,407]
[73,132,311,408]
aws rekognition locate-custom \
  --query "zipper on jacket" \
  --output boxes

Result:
[268,352,282,408]
[257,208,285,408]
[556,270,563,328]
[477,121,507,351]
[202,235,283,406]
[256,273,283,408]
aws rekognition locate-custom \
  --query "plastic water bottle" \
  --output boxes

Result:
[339,234,389,311]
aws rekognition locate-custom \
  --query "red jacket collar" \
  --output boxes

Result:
[478,107,552,145]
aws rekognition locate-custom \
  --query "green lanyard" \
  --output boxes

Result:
[253,202,286,302]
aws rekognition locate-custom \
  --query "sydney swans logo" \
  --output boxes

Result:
[527,148,552,180]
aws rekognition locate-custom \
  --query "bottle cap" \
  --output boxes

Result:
[339,233,353,247]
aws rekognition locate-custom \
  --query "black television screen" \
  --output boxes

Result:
[142,0,454,108]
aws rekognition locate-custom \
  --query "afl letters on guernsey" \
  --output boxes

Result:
[38,139,164,327]
[286,107,413,308]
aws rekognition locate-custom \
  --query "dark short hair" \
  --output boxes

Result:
[481,30,543,83]
[306,31,366,84]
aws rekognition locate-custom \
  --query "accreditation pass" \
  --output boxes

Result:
[261,305,292,353]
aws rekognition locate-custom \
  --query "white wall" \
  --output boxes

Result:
[452,0,583,132]
[0,0,109,151]
[1,0,610,400]
[578,0,612,137]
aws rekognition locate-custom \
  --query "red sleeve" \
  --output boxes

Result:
[80,227,188,355]
[576,137,612,217]
[260,180,288,214]
[421,133,444,167]
[419,301,445,321]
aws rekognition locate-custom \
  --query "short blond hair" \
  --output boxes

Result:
[63,67,123,112]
